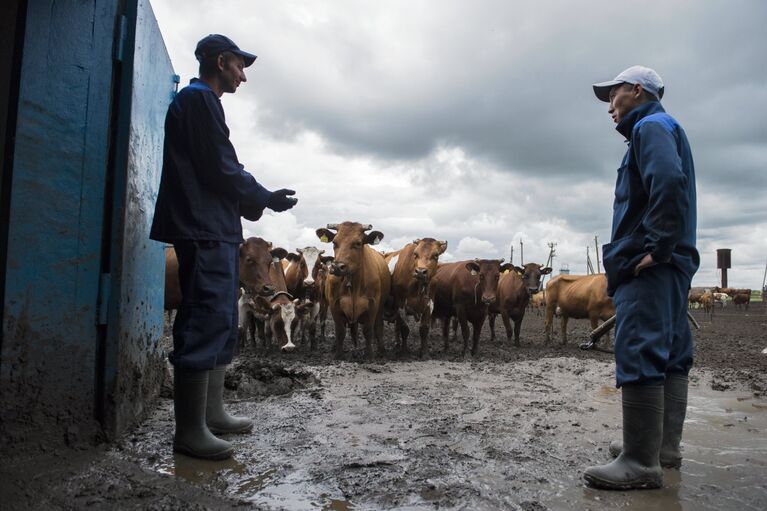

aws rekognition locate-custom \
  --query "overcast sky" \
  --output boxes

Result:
[153,0,766,289]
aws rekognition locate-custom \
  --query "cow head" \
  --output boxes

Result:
[316,222,383,277]
[513,263,553,295]
[240,237,288,296]
[411,238,448,282]
[467,258,512,306]
[293,246,325,287]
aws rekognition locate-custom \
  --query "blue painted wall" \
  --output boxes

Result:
[0,0,173,450]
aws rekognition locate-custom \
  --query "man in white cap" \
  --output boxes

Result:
[584,66,699,490]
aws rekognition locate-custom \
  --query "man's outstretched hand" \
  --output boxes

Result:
[267,189,298,212]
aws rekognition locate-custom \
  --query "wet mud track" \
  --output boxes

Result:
[3,306,766,510]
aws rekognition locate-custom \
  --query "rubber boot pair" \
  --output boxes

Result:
[583,384,664,490]
[608,374,688,469]
[173,365,253,460]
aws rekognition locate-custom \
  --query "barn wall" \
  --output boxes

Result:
[102,0,174,438]
[0,0,173,452]
[0,0,120,450]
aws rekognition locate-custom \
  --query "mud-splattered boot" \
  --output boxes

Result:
[206,365,254,435]
[608,374,688,468]
[173,368,233,460]
[583,384,663,490]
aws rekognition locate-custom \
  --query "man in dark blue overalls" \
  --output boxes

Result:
[583,66,699,489]
[150,35,298,460]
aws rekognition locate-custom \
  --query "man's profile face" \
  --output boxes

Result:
[219,53,247,94]
[608,83,642,124]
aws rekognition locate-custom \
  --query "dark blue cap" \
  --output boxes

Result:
[194,34,257,67]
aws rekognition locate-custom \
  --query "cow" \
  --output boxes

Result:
[489,263,552,346]
[166,237,281,313]
[386,238,448,357]
[253,255,313,352]
[700,290,714,316]
[712,292,730,308]
[316,222,391,359]
[284,246,334,350]
[530,290,546,316]
[544,273,615,344]
[688,288,705,309]
[432,259,512,356]
[732,289,752,310]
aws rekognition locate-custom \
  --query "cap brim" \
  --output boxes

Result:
[233,50,257,67]
[592,79,622,102]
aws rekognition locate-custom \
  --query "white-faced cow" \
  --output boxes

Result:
[432,259,512,356]
[386,238,448,357]
[284,246,334,350]
[316,222,390,359]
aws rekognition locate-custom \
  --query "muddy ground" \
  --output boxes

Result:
[2,305,766,510]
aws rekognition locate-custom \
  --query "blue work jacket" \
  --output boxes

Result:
[602,101,700,296]
[150,79,271,243]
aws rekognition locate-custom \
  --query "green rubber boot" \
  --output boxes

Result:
[173,368,233,460]
[607,374,688,469]
[583,384,663,490]
[206,365,254,435]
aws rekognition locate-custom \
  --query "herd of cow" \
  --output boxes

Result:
[162,221,751,359]
[687,287,753,315]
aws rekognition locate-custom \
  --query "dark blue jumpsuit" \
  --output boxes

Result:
[150,79,271,370]
[601,102,700,387]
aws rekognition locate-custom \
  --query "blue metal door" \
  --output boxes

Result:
[102,0,176,438]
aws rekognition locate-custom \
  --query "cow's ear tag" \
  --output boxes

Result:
[471,270,478,276]
[503,269,510,274]
[372,236,381,245]
[320,235,329,243]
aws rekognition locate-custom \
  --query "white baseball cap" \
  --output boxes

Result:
[593,65,664,102]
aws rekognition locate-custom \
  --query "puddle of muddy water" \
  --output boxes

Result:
[134,359,767,511]
[545,385,767,511]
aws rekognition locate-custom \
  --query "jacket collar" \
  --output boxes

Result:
[615,101,665,139]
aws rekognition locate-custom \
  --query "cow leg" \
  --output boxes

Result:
[350,322,359,348]
[332,312,346,359]
[501,311,513,345]
[361,319,374,360]
[442,317,450,353]
[560,315,569,344]
[419,309,431,359]
[544,302,554,343]
[308,319,318,352]
[457,310,471,357]
[489,313,497,342]
[513,317,523,347]
[375,309,387,358]
[471,317,483,356]
[397,309,411,356]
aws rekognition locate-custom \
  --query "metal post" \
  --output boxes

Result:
[520,240,524,265]
[594,235,601,273]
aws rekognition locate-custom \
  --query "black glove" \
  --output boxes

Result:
[266,189,298,212]
[240,201,265,221]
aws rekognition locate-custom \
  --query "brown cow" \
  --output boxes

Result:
[165,237,281,312]
[530,290,546,316]
[544,273,615,344]
[386,238,448,357]
[316,222,391,359]
[432,259,512,356]
[489,263,552,346]
[732,289,752,310]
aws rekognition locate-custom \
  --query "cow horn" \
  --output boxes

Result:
[326,223,339,230]
[499,258,505,263]
[412,238,420,244]
[363,224,373,231]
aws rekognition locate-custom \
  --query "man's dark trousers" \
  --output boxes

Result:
[613,263,693,387]
[171,240,239,370]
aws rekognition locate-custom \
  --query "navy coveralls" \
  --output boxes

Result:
[150,79,272,370]
[601,102,700,387]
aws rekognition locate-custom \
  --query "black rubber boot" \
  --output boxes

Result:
[206,365,254,435]
[583,384,663,490]
[607,374,687,469]
[173,368,233,460]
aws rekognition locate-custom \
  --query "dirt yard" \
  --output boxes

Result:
[2,304,766,510]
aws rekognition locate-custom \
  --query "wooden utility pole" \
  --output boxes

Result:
[520,240,524,265]
[586,246,595,274]
[541,242,557,288]
[594,235,601,273]
[509,244,514,265]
